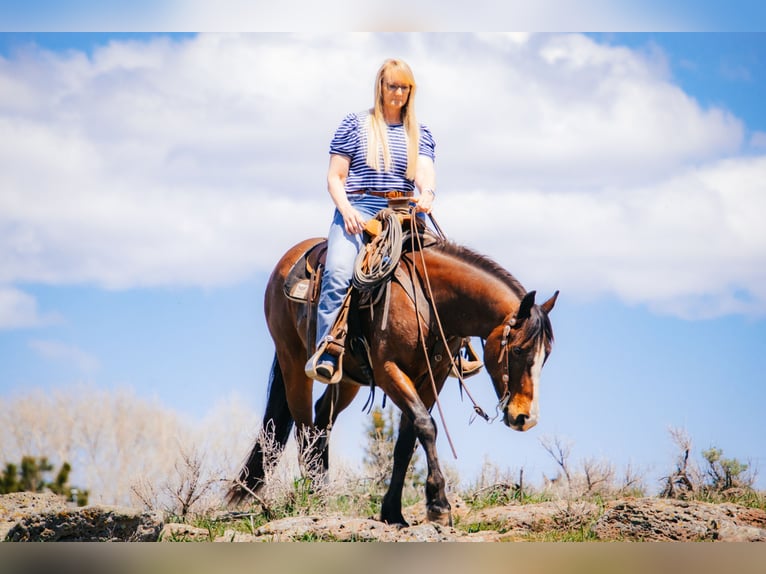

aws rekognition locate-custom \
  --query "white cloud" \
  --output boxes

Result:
[750,131,766,149]
[0,33,762,318]
[0,287,57,330]
[438,155,766,318]
[28,339,100,373]
[427,34,743,191]
[0,1,699,33]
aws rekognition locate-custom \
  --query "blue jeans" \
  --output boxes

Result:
[315,194,389,348]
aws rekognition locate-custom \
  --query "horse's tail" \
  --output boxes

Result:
[227,353,294,506]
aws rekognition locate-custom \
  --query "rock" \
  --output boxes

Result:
[0,492,70,541]
[214,529,258,542]
[159,522,211,542]
[461,500,599,536]
[716,522,766,542]
[5,504,164,542]
[591,498,766,542]
[207,498,766,543]
[378,523,464,542]
[4,491,764,542]
[251,515,393,541]
[222,513,495,542]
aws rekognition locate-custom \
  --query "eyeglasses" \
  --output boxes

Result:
[384,83,411,93]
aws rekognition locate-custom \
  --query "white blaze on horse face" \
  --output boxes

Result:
[525,340,546,429]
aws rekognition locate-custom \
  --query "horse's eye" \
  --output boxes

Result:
[512,346,523,356]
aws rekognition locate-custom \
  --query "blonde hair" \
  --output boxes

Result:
[365,59,420,180]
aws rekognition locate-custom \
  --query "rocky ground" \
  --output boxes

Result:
[2,491,765,542]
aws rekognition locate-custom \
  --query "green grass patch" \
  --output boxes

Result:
[464,485,554,510]
[460,520,508,534]
[691,488,766,511]
[522,527,601,542]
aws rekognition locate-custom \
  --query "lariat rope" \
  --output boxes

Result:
[352,209,403,290]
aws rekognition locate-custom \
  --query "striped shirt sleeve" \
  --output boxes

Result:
[329,112,360,158]
[419,124,436,161]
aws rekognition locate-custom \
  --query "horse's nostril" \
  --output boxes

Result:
[515,414,527,426]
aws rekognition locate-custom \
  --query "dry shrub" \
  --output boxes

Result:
[131,443,224,518]
[465,458,530,508]
[0,383,258,510]
[540,435,646,501]
[660,426,760,505]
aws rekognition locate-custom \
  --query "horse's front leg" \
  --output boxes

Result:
[379,361,452,526]
[380,414,417,526]
[417,412,451,525]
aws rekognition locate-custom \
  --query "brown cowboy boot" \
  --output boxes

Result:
[305,291,352,384]
[305,336,344,384]
[449,338,483,379]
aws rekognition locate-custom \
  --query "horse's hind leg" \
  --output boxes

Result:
[228,355,294,505]
[312,383,360,477]
[276,356,320,482]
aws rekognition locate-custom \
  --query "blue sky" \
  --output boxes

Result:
[1,1,765,31]
[1,29,765,493]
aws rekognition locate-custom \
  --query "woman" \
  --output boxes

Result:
[306,58,480,383]
[304,58,434,383]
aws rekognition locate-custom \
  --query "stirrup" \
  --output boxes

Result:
[449,339,483,379]
[304,338,344,384]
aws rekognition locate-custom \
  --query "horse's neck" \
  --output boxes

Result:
[422,250,520,338]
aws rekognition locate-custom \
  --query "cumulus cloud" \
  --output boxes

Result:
[0,1,703,32]
[0,33,763,318]
[28,339,100,373]
[438,155,766,318]
[750,131,766,149]
[0,286,57,329]
[427,34,744,190]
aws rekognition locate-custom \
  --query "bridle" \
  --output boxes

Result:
[493,315,517,417]
[478,310,534,424]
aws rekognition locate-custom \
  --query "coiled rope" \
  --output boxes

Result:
[352,208,403,291]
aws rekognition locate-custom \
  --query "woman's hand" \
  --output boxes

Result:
[414,155,436,214]
[327,154,366,234]
[415,189,434,214]
[339,205,366,235]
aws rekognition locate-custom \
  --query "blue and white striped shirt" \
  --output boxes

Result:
[329,111,436,193]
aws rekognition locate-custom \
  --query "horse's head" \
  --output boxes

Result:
[484,290,558,431]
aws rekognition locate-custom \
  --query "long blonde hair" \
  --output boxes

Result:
[365,59,420,181]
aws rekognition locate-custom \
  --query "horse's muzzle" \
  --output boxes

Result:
[504,412,538,431]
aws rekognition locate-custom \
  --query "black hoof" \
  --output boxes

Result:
[426,507,453,527]
[381,514,409,528]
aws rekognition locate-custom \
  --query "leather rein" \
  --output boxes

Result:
[405,209,515,459]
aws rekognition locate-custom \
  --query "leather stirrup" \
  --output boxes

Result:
[449,338,483,379]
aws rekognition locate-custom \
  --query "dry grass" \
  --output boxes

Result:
[2,385,763,533]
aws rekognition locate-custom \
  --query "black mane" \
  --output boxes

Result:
[433,241,527,299]
[433,241,553,344]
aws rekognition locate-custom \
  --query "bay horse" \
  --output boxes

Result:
[228,235,558,526]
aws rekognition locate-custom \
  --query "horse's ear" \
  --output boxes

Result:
[517,290,536,321]
[541,290,559,315]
